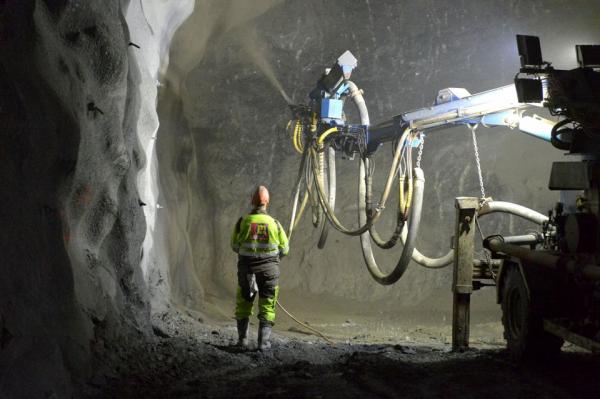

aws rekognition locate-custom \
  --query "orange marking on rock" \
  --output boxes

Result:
[76,184,93,206]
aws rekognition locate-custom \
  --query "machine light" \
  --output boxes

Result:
[576,45,600,68]
[517,34,544,70]
[318,51,358,94]
[514,78,543,103]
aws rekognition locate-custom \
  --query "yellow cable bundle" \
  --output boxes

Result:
[404,175,413,217]
[399,174,406,211]
[291,120,304,154]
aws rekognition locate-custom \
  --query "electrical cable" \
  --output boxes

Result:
[359,166,426,285]
[287,145,309,237]
[317,145,336,249]
[308,127,408,236]
[366,129,416,248]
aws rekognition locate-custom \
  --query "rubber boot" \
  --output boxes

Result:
[236,318,249,348]
[258,320,272,351]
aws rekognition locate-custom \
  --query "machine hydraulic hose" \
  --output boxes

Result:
[285,50,559,285]
[287,77,447,284]
[485,236,600,281]
[317,145,336,249]
[366,129,414,249]
[478,201,548,225]
[359,165,425,285]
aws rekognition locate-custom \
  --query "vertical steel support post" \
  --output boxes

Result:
[452,197,478,352]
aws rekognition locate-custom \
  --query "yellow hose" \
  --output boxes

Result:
[317,127,339,145]
[403,174,413,218]
[292,120,303,154]
[399,174,406,211]
[290,120,298,153]
[297,121,305,152]
[310,112,318,132]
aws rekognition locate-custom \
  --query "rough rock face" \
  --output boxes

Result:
[158,0,600,315]
[0,1,191,397]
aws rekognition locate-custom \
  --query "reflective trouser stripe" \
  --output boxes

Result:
[258,286,279,324]
[235,287,254,320]
[238,248,279,257]
[241,242,278,250]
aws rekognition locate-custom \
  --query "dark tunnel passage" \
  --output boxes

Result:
[1,0,600,397]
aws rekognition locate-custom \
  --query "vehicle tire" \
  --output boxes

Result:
[501,266,564,361]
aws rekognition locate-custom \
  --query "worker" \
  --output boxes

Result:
[230,185,289,350]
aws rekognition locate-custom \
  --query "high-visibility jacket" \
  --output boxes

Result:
[231,210,289,258]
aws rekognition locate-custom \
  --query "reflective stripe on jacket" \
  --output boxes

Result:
[231,210,289,258]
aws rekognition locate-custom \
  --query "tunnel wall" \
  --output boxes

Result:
[0,1,191,397]
[158,0,600,317]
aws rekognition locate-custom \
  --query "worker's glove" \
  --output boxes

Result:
[248,274,258,300]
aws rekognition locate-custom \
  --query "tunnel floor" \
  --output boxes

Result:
[83,310,600,399]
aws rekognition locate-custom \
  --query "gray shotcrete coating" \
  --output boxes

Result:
[0,0,600,397]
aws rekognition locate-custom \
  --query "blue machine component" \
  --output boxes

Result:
[321,98,344,121]
[367,83,556,152]
[335,83,349,98]
[304,50,557,156]
[408,134,425,148]
[435,88,471,105]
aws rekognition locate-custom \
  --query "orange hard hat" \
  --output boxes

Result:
[251,185,270,207]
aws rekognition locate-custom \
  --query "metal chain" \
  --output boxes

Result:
[469,124,486,199]
[475,215,496,281]
[416,133,424,169]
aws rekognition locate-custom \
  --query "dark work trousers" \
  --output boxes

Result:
[235,256,280,324]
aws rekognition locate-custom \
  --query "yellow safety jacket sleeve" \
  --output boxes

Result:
[275,220,289,256]
[231,217,242,253]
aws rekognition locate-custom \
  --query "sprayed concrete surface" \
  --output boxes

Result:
[148,2,600,395]
[157,0,600,322]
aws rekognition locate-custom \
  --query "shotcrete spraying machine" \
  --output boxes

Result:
[287,35,600,359]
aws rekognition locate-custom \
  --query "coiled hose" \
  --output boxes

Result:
[366,129,413,249]
[359,163,426,285]
[394,200,551,270]
[288,145,309,238]
[318,145,336,249]
[308,128,407,236]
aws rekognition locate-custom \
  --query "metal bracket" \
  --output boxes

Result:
[452,197,478,352]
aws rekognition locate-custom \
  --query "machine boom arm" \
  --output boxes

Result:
[367,83,554,153]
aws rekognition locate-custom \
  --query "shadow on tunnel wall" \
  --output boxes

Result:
[157,0,600,321]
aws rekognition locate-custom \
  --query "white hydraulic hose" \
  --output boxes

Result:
[287,148,308,238]
[309,87,405,236]
[478,201,548,225]
[350,80,438,279]
[399,200,549,269]
[400,225,454,268]
[346,81,370,125]
[359,164,426,285]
